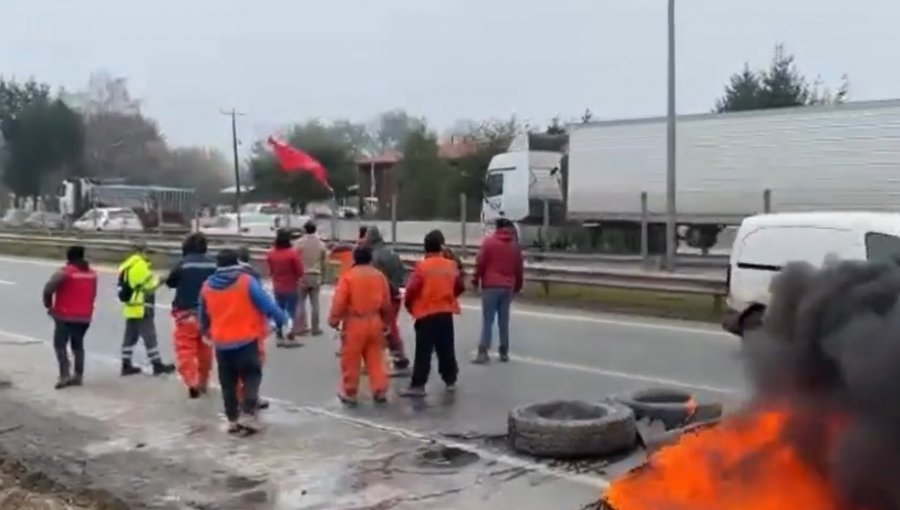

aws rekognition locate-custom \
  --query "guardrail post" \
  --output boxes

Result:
[460,193,467,255]
[640,192,649,266]
[156,205,164,238]
[390,194,398,248]
[541,199,550,253]
[763,188,772,214]
[329,197,338,242]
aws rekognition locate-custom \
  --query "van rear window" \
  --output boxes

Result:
[865,233,900,264]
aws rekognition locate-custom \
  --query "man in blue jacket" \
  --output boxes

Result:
[199,249,286,433]
[166,233,217,398]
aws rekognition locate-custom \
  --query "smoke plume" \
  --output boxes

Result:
[743,260,900,510]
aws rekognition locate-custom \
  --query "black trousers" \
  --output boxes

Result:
[216,342,262,422]
[53,320,90,379]
[411,313,458,388]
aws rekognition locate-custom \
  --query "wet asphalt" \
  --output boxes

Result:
[0,255,749,508]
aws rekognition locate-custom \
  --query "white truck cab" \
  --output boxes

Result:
[481,132,566,244]
[723,211,900,337]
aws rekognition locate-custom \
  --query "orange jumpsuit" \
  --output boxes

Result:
[173,310,212,390]
[328,264,392,400]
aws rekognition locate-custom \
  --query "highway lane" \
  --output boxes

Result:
[0,255,747,441]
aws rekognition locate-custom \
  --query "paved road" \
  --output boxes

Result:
[0,255,748,507]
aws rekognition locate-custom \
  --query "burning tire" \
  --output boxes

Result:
[614,388,722,429]
[507,400,637,459]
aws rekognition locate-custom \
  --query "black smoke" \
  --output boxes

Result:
[743,260,900,510]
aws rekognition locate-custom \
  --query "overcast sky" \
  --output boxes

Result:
[2,0,898,155]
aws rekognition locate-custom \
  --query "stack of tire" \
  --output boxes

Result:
[507,388,723,459]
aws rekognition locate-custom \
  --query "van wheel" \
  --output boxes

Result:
[740,309,765,338]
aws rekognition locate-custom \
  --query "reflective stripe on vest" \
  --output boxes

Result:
[201,274,267,345]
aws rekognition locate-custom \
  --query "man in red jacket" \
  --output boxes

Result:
[42,245,98,389]
[472,218,523,364]
[266,229,304,347]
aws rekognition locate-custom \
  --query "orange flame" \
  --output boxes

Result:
[605,406,854,510]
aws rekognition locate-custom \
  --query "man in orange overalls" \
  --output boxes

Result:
[165,233,217,399]
[328,245,392,407]
[399,230,464,398]
[199,249,287,434]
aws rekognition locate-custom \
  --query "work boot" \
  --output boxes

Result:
[69,375,83,387]
[54,376,73,390]
[373,392,388,405]
[471,349,490,365]
[188,387,201,399]
[226,422,243,435]
[390,358,412,378]
[311,328,324,337]
[499,351,510,363]
[275,329,287,348]
[238,413,264,433]
[445,383,457,393]
[258,398,270,410]
[285,334,304,349]
[121,361,142,376]
[399,386,427,399]
[338,392,358,407]
[152,361,176,376]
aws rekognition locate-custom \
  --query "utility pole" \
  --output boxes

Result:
[664,0,678,270]
[220,108,246,231]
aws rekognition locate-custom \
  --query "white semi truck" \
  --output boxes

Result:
[481,99,900,252]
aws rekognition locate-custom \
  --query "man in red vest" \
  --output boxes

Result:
[43,245,98,389]
[199,249,286,435]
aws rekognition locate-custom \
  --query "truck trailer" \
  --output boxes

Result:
[481,99,900,251]
[58,178,196,229]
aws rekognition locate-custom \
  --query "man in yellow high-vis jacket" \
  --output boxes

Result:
[118,241,175,376]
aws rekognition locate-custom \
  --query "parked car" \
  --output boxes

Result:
[24,211,65,229]
[1,209,31,229]
[73,207,144,232]
[200,213,277,237]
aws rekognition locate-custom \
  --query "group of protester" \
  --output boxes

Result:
[40,216,524,435]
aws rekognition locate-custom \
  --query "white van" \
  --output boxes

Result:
[722,212,900,337]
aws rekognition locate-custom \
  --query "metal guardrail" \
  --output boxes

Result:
[0,227,731,269]
[0,233,728,298]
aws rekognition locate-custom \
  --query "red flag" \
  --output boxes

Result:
[267,136,331,190]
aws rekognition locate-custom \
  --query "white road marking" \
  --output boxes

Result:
[0,255,740,392]
[505,353,741,395]
[0,255,728,337]
[0,280,15,285]
[0,326,611,489]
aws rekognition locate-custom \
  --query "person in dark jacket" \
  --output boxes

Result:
[472,218,524,364]
[237,246,261,280]
[428,229,465,274]
[43,245,98,389]
[165,233,217,398]
[364,226,411,376]
[235,245,270,409]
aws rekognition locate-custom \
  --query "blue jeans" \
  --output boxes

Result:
[479,287,513,353]
[274,291,299,320]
